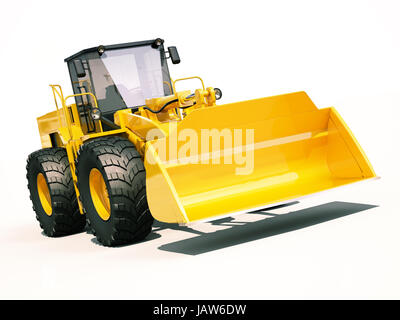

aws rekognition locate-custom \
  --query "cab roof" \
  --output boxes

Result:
[64,39,160,62]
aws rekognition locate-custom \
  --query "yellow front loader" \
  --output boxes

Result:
[26,38,376,246]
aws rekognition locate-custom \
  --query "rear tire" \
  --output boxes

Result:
[76,136,153,247]
[26,148,86,237]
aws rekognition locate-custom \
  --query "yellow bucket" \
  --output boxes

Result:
[144,91,376,223]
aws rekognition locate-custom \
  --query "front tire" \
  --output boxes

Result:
[26,148,86,236]
[76,136,153,247]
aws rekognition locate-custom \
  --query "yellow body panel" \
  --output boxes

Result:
[116,110,168,140]
[37,110,63,148]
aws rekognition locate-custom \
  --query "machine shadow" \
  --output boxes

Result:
[156,201,378,255]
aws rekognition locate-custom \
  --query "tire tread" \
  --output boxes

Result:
[26,147,86,237]
[76,136,153,246]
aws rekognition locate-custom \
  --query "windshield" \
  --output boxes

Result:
[68,44,173,114]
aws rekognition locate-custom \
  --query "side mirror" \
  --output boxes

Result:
[73,59,86,78]
[168,46,181,64]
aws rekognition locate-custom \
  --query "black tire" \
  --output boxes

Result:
[76,136,154,247]
[26,148,86,237]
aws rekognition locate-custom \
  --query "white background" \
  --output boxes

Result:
[0,0,399,299]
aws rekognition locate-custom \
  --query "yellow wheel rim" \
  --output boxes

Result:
[37,173,52,216]
[89,168,111,221]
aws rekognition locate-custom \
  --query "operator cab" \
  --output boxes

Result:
[64,38,179,131]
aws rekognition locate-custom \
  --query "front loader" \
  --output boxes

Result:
[26,38,377,246]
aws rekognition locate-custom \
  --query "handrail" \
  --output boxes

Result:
[65,92,99,108]
[50,84,71,137]
[172,76,205,93]
[163,81,173,95]
[65,92,103,132]
[49,85,103,137]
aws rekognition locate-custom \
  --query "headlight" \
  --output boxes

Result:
[214,88,222,100]
[97,45,105,56]
[152,38,164,49]
[90,108,102,120]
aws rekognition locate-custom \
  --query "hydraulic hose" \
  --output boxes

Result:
[141,95,196,114]
[142,99,179,114]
